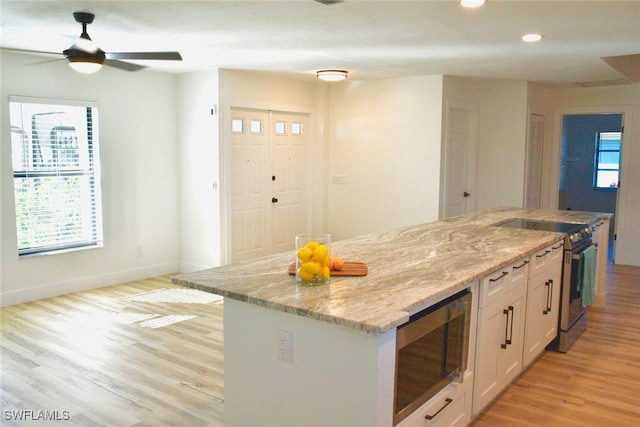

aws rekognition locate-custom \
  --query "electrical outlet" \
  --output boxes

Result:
[276,329,293,363]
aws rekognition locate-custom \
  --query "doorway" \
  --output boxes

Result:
[229,108,308,263]
[559,113,623,260]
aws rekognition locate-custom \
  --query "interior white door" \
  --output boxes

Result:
[230,108,307,262]
[442,104,478,218]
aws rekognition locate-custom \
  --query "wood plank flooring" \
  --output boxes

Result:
[1,277,224,426]
[1,263,638,426]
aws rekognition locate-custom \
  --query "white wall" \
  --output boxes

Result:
[177,71,221,272]
[326,75,444,240]
[547,83,640,266]
[1,52,180,305]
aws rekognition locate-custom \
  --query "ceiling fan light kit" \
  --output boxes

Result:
[317,70,348,81]
[66,53,104,73]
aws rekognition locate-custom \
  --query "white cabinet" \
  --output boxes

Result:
[523,243,563,367]
[591,218,610,307]
[473,259,528,415]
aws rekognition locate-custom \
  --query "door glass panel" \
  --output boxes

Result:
[250,120,262,134]
[275,121,287,135]
[232,119,244,133]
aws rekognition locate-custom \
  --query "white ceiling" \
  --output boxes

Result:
[1,0,639,86]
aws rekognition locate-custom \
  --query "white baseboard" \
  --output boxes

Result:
[0,262,180,307]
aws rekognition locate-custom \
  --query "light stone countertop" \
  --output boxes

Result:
[172,207,612,334]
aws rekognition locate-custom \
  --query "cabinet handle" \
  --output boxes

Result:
[424,397,453,420]
[543,281,551,314]
[489,271,509,282]
[548,279,554,313]
[507,306,514,346]
[501,308,510,349]
[552,243,563,250]
[536,250,551,258]
[513,260,529,270]
[271,197,278,203]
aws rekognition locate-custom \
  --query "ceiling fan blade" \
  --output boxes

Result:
[104,59,147,72]
[105,52,182,61]
[2,47,63,57]
[27,58,67,66]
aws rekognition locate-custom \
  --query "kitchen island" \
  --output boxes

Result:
[172,207,612,426]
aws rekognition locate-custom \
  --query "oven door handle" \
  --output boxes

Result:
[572,243,597,260]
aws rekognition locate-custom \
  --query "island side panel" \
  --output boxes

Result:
[224,298,396,427]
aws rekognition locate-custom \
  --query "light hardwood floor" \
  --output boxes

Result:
[1,264,638,426]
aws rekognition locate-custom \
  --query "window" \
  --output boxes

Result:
[594,131,621,189]
[9,96,103,256]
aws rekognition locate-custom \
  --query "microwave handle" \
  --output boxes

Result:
[453,299,469,380]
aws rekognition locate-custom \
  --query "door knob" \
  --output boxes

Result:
[272,197,278,203]
[463,192,471,197]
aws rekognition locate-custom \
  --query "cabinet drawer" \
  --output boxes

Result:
[397,383,469,427]
[508,258,529,291]
[529,242,562,277]
[479,258,528,308]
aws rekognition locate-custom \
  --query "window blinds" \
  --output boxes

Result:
[9,96,103,256]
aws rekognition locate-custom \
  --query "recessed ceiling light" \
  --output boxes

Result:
[522,33,543,42]
[317,70,349,81]
[461,0,486,8]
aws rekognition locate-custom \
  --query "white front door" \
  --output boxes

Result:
[230,108,307,262]
[442,104,478,218]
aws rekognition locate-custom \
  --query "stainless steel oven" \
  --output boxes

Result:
[557,236,594,352]
[393,289,472,425]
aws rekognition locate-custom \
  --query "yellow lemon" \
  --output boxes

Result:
[297,247,313,263]
[320,266,331,281]
[297,267,314,282]
[301,261,321,275]
[313,244,329,263]
[305,241,320,252]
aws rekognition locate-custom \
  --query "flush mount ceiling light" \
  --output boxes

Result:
[317,70,349,81]
[461,0,486,8]
[522,33,543,42]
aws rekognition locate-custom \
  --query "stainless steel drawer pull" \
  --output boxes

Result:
[424,397,453,420]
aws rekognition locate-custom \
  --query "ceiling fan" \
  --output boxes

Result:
[24,12,182,73]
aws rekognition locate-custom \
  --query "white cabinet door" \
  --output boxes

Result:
[500,286,526,386]
[473,284,526,414]
[523,243,563,367]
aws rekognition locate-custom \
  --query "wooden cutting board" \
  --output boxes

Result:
[288,262,368,277]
